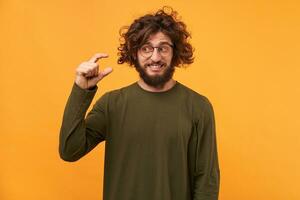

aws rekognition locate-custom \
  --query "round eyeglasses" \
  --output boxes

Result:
[139,43,174,58]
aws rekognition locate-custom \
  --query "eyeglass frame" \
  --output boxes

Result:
[138,42,174,58]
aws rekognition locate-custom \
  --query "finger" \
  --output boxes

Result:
[88,53,109,63]
[78,62,97,70]
[85,63,98,77]
[76,67,91,77]
[98,67,113,79]
[96,66,99,77]
[80,63,98,76]
[76,66,88,75]
[83,61,98,67]
[101,67,113,76]
[77,65,96,77]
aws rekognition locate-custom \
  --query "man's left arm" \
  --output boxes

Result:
[192,98,220,200]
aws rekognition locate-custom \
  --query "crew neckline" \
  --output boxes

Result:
[134,80,180,94]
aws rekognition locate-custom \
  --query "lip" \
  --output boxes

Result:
[146,64,164,72]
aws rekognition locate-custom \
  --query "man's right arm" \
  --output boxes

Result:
[59,83,108,162]
[59,53,113,162]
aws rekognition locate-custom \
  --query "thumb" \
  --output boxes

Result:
[102,67,113,76]
[97,67,113,80]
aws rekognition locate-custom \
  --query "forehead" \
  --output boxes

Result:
[146,32,172,45]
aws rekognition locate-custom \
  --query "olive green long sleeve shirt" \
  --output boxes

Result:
[59,81,220,200]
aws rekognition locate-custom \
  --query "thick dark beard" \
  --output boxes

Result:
[135,62,175,89]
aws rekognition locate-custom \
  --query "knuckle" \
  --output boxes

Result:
[78,62,87,68]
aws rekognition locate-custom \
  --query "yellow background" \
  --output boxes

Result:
[1,0,300,199]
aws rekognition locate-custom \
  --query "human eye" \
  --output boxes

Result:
[159,45,171,52]
[141,45,153,53]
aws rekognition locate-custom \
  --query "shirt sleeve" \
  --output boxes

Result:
[190,97,220,200]
[59,82,109,162]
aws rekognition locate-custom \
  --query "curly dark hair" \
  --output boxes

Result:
[117,6,194,68]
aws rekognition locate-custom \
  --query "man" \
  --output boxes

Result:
[59,7,220,200]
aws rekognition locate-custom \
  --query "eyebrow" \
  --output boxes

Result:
[144,41,173,46]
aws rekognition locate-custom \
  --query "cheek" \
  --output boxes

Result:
[137,54,146,66]
[167,55,173,65]
[169,53,174,65]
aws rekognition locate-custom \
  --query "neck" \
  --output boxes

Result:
[137,78,176,92]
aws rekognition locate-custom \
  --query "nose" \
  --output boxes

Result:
[150,48,162,62]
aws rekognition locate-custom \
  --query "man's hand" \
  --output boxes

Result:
[75,53,113,89]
